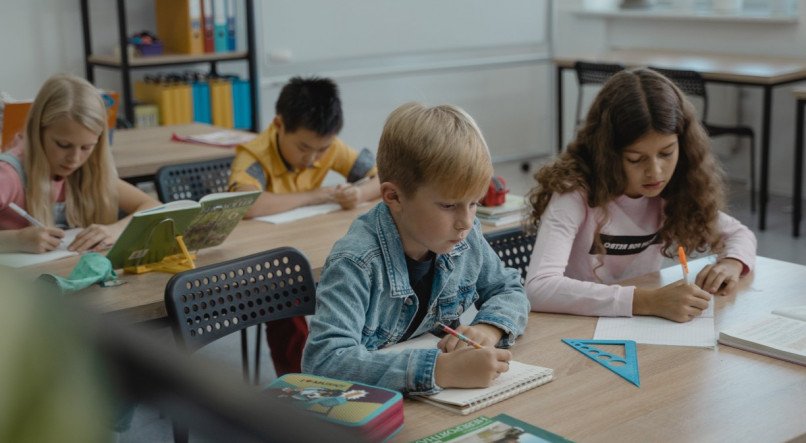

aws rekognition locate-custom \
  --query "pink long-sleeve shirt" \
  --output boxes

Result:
[524,191,756,317]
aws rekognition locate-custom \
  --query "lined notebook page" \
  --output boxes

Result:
[377,333,553,414]
[594,299,715,348]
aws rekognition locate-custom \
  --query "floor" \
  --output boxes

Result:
[119,157,806,442]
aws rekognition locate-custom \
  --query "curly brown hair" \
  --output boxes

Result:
[527,68,726,258]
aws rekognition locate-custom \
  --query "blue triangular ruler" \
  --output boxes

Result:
[562,339,640,387]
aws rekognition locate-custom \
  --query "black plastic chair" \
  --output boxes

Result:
[155,156,235,203]
[164,247,316,443]
[574,61,626,125]
[650,66,757,212]
[484,227,537,285]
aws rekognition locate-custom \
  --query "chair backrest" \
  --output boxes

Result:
[573,61,626,123]
[165,247,317,352]
[155,156,235,203]
[649,66,709,118]
[483,227,536,284]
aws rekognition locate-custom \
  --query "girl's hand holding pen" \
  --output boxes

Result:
[18,225,65,253]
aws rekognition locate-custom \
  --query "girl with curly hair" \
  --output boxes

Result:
[525,68,756,323]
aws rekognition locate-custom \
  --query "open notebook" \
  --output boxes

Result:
[377,333,554,415]
[0,228,81,268]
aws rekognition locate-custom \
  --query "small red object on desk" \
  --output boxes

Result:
[482,176,509,207]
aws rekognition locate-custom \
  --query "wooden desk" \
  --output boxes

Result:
[794,87,806,237]
[398,256,806,442]
[554,49,806,231]
[111,123,248,183]
[26,204,513,323]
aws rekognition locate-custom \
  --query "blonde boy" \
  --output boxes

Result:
[302,103,529,393]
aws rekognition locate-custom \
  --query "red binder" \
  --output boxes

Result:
[201,0,215,53]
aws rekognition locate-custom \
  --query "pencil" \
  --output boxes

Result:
[437,322,483,349]
[8,202,46,228]
[677,245,689,282]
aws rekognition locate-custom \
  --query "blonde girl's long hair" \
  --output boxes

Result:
[24,74,119,227]
[527,68,726,258]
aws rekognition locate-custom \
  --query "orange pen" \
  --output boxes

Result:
[677,246,689,282]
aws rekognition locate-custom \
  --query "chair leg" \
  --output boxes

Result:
[253,325,262,385]
[750,135,756,213]
[172,421,188,443]
[240,329,249,382]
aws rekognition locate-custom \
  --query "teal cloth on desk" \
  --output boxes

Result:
[38,253,117,295]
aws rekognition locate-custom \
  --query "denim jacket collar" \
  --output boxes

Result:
[373,203,469,299]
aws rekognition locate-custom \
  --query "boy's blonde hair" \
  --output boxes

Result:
[377,102,492,199]
[25,74,118,227]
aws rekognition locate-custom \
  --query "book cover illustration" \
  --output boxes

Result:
[266,374,402,427]
[414,414,572,443]
[182,191,259,250]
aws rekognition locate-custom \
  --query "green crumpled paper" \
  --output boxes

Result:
[38,252,118,295]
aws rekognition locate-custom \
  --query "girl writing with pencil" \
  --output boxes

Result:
[0,74,159,253]
[525,68,756,323]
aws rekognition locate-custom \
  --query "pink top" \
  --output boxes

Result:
[524,191,757,317]
[0,144,65,229]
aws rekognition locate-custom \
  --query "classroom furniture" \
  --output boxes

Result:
[164,247,316,442]
[111,123,246,184]
[573,61,625,125]
[79,0,259,131]
[554,49,806,231]
[397,255,806,442]
[155,156,235,203]
[651,66,758,213]
[483,226,536,284]
[24,206,515,324]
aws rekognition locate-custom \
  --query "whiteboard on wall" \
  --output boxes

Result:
[260,0,549,68]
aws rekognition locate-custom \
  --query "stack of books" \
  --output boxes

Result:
[476,194,527,227]
[266,373,404,441]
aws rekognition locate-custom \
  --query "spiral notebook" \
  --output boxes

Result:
[378,333,554,415]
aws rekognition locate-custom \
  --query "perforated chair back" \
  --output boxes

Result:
[650,66,757,212]
[165,247,316,352]
[155,156,234,203]
[484,227,536,284]
[574,61,626,124]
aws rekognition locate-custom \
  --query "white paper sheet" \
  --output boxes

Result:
[0,228,81,268]
[594,299,716,348]
[253,203,341,224]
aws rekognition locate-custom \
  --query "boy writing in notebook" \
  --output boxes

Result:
[228,76,379,376]
[228,76,380,217]
[302,102,529,393]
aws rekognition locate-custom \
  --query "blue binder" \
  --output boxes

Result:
[226,0,236,51]
[213,0,228,52]
[230,77,251,129]
[192,80,212,124]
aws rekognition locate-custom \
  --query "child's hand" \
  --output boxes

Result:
[438,324,503,352]
[18,226,64,253]
[333,183,361,210]
[69,224,115,252]
[633,281,711,323]
[434,347,512,388]
[695,258,744,295]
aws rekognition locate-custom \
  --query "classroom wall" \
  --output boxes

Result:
[554,0,806,198]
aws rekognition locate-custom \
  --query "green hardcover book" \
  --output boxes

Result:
[414,414,572,443]
[106,190,259,269]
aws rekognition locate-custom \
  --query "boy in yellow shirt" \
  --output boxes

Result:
[228,76,379,375]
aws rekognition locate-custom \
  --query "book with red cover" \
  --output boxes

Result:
[266,373,404,441]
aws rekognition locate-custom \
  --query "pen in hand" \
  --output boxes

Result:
[677,245,689,283]
[8,202,46,228]
[437,322,483,349]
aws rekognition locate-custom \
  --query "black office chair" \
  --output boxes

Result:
[574,61,626,125]
[165,247,317,443]
[484,227,537,285]
[650,66,757,212]
[155,156,235,203]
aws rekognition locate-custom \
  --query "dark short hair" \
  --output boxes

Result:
[275,76,343,135]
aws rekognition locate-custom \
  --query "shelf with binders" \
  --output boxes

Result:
[87,51,249,68]
[79,0,259,132]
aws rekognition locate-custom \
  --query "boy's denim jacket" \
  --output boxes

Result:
[302,202,529,394]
